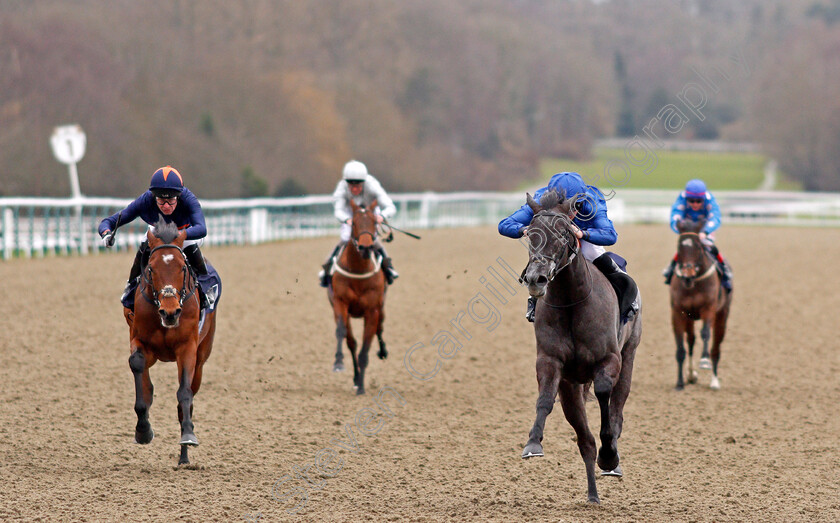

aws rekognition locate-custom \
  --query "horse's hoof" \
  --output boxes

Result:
[355,387,366,395]
[675,383,684,391]
[333,362,345,372]
[522,443,544,459]
[597,449,619,472]
[134,429,154,444]
[699,357,712,370]
[601,464,623,477]
[180,434,199,446]
[688,370,698,384]
[587,495,601,505]
[710,376,721,390]
[377,349,388,360]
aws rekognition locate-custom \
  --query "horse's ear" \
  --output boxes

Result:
[694,218,707,233]
[526,193,540,213]
[559,198,574,218]
[369,199,378,211]
[174,229,187,247]
[147,228,160,248]
[350,199,359,212]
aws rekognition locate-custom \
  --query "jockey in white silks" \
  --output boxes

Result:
[319,160,399,288]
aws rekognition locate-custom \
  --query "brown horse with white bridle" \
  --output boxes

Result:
[327,199,388,395]
[670,218,732,390]
[124,217,217,465]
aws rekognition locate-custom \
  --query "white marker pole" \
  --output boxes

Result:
[50,125,87,253]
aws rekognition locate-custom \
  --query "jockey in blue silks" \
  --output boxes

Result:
[499,171,627,322]
[662,179,733,291]
[98,166,210,308]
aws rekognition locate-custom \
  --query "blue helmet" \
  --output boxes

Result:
[685,179,706,198]
[149,166,184,198]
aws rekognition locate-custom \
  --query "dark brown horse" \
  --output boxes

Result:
[124,217,216,465]
[670,219,732,390]
[519,189,642,504]
[327,199,388,395]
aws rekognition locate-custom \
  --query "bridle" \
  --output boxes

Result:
[141,244,198,308]
[675,232,716,283]
[350,207,377,252]
[332,207,382,280]
[527,211,581,281]
[524,211,593,308]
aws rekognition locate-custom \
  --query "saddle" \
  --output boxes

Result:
[593,253,639,325]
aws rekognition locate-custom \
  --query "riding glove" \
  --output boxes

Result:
[101,231,115,248]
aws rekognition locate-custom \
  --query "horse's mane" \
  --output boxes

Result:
[539,188,566,210]
[153,215,180,244]
[676,217,706,234]
[536,189,574,219]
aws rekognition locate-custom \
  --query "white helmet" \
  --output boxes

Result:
[342,160,369,182]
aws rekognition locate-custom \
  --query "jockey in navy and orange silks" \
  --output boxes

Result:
[499,171,627,322]
[98,166,209,306]
[663,179,733,290]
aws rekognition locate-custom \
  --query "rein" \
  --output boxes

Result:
[331,244,383,279]
[542,248,594,309]
[141,244,198,308]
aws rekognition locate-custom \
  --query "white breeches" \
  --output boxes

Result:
[580,240,605,262]
[339,222,352,243]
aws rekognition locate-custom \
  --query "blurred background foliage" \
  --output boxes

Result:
[1,0,838,197]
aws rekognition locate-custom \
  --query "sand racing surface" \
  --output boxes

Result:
[1,224,839,522]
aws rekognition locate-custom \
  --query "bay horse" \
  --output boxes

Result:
[327,199,388,395]
[670,218,732,391]
[519,189,642,504]
[124,217,216,465]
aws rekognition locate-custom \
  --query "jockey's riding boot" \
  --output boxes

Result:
[593,252,622,275]
[122,243,147,300]
[184,244,209,309]
[377,246,399,285]
[717,258,734,292]
[184,244,208,276]
[662,259,677,285]
[319,243,343,288]
[525,296,537,322]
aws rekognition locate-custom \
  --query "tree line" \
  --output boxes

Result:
[0,0,838,197]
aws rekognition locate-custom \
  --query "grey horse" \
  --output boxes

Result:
[519,189,643,504]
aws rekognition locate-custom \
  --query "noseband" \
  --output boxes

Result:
[141,244,197,308]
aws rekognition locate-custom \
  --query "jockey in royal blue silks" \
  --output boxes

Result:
[499,171,635,322]
[98,166,211,309]
[662,178,733,291]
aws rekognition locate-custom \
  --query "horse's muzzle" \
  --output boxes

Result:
[522,270,548,297]
[159,308,182,328]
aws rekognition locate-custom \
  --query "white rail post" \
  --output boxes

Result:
[3,208,14,260]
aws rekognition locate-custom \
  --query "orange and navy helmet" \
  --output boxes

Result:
[149,166,184,199]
